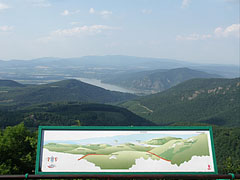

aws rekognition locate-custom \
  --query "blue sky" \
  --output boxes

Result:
[44,133,197,145]
[0,0,239,65]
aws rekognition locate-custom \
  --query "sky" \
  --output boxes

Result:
[0,0,239,65]
[43,130,204,142]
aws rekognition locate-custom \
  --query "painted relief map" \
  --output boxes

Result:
[41,130,215,172]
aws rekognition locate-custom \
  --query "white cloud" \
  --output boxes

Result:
[141,9,152,14]
[61,10,69,16]
[214,24,240,38]
[201,34,212,39]
[88,9,112,18]
[100,10,112,18]
[176,33,212,41]
[29,0,51,7]
[181,0,191,8]
[177,24,239,41]
[214,27,222,36]
[89,8,95,14]
[0,2,9,11]
[53,25,117,36]
[37,36,52,43]
[70,22,81,26]
[0,26,14,32]
[38,25,119,42]
[61,9,80,16]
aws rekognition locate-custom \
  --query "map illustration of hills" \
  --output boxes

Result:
[42,131,212,171]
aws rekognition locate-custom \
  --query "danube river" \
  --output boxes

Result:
[75,77,137,94]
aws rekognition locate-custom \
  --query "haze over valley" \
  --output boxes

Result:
[0,55,238,95]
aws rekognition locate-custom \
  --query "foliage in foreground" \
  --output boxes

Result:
[0,123,37,174]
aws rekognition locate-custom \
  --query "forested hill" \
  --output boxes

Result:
[0,79,136,106]
[121,78,240,126]
[0,102,155,129]
[0,80,25,88]
[103,67,221,94]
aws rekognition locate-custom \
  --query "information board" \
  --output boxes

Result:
[35,126,218,175]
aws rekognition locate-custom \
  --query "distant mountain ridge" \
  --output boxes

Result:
[121,78,240,126]
[0,55,193,69]
[0,80,25,87]
[0,56,238,83]
[103,68,221,94]
[0,79,136,106]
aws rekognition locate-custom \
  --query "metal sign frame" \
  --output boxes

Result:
[35,126,218,175]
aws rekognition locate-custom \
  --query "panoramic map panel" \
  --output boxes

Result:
[40,130,215,172]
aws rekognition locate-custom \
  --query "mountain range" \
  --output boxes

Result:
[0,56,238,85]
[0,80,25,88]
[1,77,239,127]
[0,79,136,107]
[102,67,221,94]
[121,78,240,126]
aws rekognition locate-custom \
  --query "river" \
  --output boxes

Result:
[74,77,137,94]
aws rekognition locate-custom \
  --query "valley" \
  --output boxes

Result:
[0,56,238,95]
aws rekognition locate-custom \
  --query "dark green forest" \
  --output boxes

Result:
[0,79,136,106]
[121,78,240,126]
[0,102,155,129]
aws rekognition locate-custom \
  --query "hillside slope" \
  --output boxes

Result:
[0,79,136,106]
[121,78,240,126]
[0,80,25,88]
[0,102,155,128]
[103,68,221,94]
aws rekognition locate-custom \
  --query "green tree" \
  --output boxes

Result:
[222,157,240,174]
[0,123,37,174]
[75,120,81,126]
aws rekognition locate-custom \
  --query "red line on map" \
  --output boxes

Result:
[147,151,171,162]
[77,154,105,160]
[77,152,170,162]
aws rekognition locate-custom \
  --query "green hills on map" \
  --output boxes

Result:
[44,133,209,169]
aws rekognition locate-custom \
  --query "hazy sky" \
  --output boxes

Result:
[0,0,239,64]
